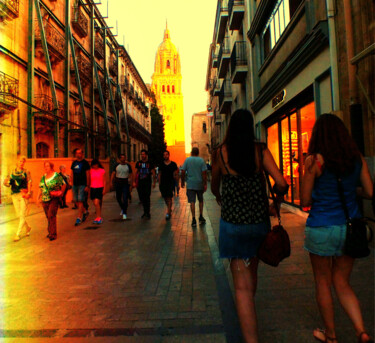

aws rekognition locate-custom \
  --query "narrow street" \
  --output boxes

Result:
[0,187,373,343]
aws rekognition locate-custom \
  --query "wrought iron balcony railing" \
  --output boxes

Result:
[71,51,91,87]
[129,84,135,98]
[94,34,104,59]
[94,74,109,98]
[127,114,152,144]
[228,0,244,19]
[71,5,88,38]
[219,79,232,113]
[35,20,65,63]
[120,76,129,92]
[0,71,18,112]
[34,94,65,119]
[230,41,248,83]
[0,0,19,21]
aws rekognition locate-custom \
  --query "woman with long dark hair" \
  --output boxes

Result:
[211,109,288,343]
[301,114,373,343]
[90,159,106,224]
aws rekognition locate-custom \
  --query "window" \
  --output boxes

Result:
[261,0,302,59]
[203,122,207,134]
[167,85,170,93]
[167,60,170,68]
[172,85,175,93]
[36,142,49,158]
[162,85,165,92]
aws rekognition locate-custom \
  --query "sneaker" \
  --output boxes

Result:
[141,213,146,218]
[122,214,127,220]
[96,218,103,224]
[120,210,123,216]
[199,216,206,224]
[82,212,89,222]
[192,218,197,227]
[13,235,21,242]
[75,218,82,226]
[145,213,151,220]
[166,213,171,220]
[93,218,99,224]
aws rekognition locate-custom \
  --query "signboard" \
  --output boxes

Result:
[272,89,286,109]
[207,112,214,117]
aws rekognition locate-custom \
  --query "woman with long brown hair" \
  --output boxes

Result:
[301,114,373,343]
[211,109,288,343]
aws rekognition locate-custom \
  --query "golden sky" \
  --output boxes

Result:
[105,0,217,152]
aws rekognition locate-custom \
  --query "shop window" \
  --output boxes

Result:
[261,0,303,60]
[203,122,207,133]
[36,142,49,158]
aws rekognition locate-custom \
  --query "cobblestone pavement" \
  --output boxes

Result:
[0,187,373,343]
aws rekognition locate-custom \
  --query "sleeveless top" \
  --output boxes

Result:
[220,145,268,225]
[306,160,362,227]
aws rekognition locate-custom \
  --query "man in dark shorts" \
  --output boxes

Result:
[70,148,90,226]
[134,150,156,219]
[111,153,132,220]
[181,147,207,227]
[158,150,178,220]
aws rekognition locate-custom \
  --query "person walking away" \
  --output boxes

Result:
[301,114,373,343]
[111,154,132,220]
[3,156,32,241]
[37,161,66,241]
[90,159,106,224]
[211,109,288,343]
[134,150,155,219]
[59,165,71,208]
[70,148,90,226]
[158,150,178,220]
[181,147,207,227]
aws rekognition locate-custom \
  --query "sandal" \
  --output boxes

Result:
[313,329,338,342]
[358,332,374,343]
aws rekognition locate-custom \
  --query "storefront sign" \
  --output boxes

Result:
[272,90,286,109]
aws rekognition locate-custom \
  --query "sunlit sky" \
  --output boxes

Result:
[105,0,217,152]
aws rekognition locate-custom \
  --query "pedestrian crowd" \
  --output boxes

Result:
[2,110,374,343]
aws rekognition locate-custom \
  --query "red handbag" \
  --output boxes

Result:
[258,173,291,267]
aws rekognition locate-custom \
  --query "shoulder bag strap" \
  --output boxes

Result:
[336,175,350,221]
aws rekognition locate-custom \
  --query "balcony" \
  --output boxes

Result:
[94,122,107,139]
[109,55,118,77]
[70,51,91,87]
[129,84,135,99]
[0,71,18,119]
[69,110,87,141]
[212,51,218,68]
[127,114,152,144]
[95,34,104,60]
[230,41,248,83]
[33,94,66,133]
[0,0,19,22]
[216,0,228,44]
[219,79,232,114]
[71,5,88,38]
[214,78,221,96]
[120,76,129,92]
[35,20,65,64]
[94,74,109,99]
[215,111,223,125]
[228,0,245,30]
[218,36,230,78]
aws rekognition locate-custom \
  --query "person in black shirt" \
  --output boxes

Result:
[70,148,90,226]
[159,151,178,220]
[134,149,155,219]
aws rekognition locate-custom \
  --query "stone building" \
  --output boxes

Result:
[205,0,374,212]
[151,24,185,166]
[191,111,211,164]
[0,0,151,204]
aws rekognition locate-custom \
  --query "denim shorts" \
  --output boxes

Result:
[219,218,270,259]
[72,185,86,202]
[304,224,346,257]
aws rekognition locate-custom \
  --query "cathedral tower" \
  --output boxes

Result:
[151,24,186,165]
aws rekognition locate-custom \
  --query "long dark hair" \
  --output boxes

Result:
[308,113,361,175]
[221,109,256,177]
[91,158,104,169]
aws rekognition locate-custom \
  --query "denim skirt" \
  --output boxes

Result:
[304,224,346,257]
[219,218,270,259]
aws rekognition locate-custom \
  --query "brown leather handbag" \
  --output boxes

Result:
[258,173,291,267]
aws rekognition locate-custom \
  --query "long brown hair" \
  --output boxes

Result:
[308,113,360,174]
[221,109,256,177]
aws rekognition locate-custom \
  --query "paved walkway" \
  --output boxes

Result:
[0,187,373,343]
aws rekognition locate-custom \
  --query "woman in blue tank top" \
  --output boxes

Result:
[301,114,373,343]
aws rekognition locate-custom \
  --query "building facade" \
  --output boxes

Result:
[205,0,374,210]
[151,25,185,166]
[191,111,211,164]
[0,0,151,204]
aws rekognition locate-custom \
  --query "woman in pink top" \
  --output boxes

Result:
[90,159,106,224]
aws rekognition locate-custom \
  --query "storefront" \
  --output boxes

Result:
[265,88,316,207]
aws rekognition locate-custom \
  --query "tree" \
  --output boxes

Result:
[148,96,166,168]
